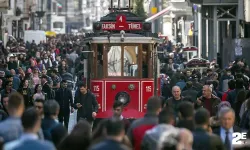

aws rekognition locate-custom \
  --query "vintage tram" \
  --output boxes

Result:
[82,1,162,119]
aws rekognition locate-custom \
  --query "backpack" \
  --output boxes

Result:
[43,122,59,141]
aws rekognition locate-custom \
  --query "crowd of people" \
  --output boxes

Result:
[1,35,250,150]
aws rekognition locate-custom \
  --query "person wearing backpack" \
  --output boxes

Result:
[41,100,67,147]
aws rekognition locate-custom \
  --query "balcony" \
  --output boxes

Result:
[189,0,238,5]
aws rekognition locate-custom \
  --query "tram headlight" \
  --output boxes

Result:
[120,30,125,42]
[115,91,130,106]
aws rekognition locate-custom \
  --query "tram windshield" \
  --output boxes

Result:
[107,45,138,77]
[124,46,138,77]
[108,46,122,76]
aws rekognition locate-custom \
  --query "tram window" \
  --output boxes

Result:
[123,46,138,77]
[108,46,122,76]
[142,44,150,78]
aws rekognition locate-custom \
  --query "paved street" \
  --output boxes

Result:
[68,90,77,133]
[68,111,77,133]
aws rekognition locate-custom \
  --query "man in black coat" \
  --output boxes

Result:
[193,108,225,150]
[55,80,74,130]
[74,82,98,128]
[41,75,53,99]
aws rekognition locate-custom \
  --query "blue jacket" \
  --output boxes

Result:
[12,139,55,150]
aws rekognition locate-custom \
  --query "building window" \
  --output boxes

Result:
[53,22,63,28]
[58,7,62,14]
[53,2,56,13]
[87,0,90,7]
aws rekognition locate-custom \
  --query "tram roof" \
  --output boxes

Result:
[90,33,161,44]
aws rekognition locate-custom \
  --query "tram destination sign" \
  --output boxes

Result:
[102,22,142,30]
[101,15,143,31]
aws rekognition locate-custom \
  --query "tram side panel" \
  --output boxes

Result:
[141,80,154,113]
[141,78,161,113]
[91,80,104,117]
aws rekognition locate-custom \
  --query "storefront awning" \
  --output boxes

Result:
[146,2,193,22]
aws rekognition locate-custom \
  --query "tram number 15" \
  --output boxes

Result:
[146,86,152,92]
[94,85,100,92]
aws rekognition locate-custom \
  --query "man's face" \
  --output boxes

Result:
[220,111,235,130]
[7,77,13,82]
[207,71,212,76]
[41,78,45,83]
[172,87,181,99]
[37,85,42,91]
[34,102,44,116]
[3,97,9,108]
[44,54,48,59]
[24,80,29,87]
[6,82,13,89]
[9,57,13,62]
[34,68,39,73]
[42,70,47,75]
[202,87,211,98]
[186,71,191,77]
[62,61,66,66]
[62,82,67,88]
[113,106,123,117]
[80,86,87,93]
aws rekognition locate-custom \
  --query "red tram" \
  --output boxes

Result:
[83,1,162,119]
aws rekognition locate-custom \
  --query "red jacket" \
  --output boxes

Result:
[127,113,158,150]
[222,89,232,101]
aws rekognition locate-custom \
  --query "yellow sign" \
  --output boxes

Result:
[188,29,193,36]
[45,31,56,37]
[151,7,157,14]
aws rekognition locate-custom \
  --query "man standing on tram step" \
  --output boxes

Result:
[74,82,98,128]
[55,80,74,130]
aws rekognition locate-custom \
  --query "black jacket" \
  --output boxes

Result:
[74,90,98,121]
[181,89,198,102]
[55,88,73,114]
[42,82,53,99]
[193,128,225,150]
[18,87,33,108]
